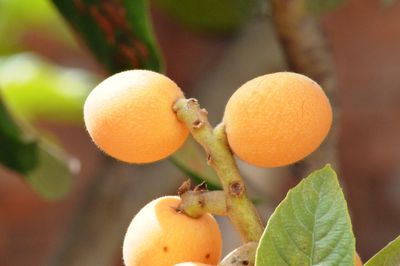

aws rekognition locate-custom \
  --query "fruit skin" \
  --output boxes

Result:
[174,263,213,266]
[355,253,363,266]
[223,72,332,167]
[123,196,222,266]
[84,70,189,163]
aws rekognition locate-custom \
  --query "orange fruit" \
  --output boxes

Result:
[223,72,332,167]
[84,70,188,163]
[174,263,214,266]
[123,196,222,266]
[355,252,363,266]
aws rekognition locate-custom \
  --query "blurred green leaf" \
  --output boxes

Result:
[365,235,400,266]
[256,165,355,266]
[152,0,257,33]
[381,0,399,7]
[0,0,77,55]
[51,0,163,73]
[307,0,347,14]
[0,53,97,123]
[170,137,221,190]
[0,90,77,200]
[25,140,77,200]
[0,94,38,174]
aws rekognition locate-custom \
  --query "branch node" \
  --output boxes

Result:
[206,154,213,165]
[187,98,199,106]
[200,108,209,115]
[197,198,205,208]
[192,119,204,129]
[229,181,245,197]
[177,179,192,196]
[194,181,208,192]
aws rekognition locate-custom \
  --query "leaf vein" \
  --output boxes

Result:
[310,177,329,265]
[314,227,348,264]
[278,211,311,259]
[290,194,312,233]
[269,233,291,266]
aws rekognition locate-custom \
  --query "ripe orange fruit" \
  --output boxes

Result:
[355,253,363,266]
[223,72,332,167]
[84,70,189,163]
[174,263,214,266]
[123,196,222,266]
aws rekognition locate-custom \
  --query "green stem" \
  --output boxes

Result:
[180,190,227,217]
[173,98,264,242]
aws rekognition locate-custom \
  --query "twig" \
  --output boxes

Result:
[174,98,264,242]
[179,190,228,217]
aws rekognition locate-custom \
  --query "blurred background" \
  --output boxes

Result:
[0,0,399,265]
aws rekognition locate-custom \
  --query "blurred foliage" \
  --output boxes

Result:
[381,0,399,7]
[26,140,77,200]
[0,53,98,123]
[170,137,221,190]
[51,0,163,73]
[0,95,38,174]
[152,0,257,33]
[0,0,77,55]
[0,0,83,199]
[0,93,76,199]
[307,0,347,14]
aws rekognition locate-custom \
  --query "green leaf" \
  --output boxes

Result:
[256,165,355,266]
[365,235,400,266]
[0,0,76,55]
[51,0,163,73]
[307,0,347,15]
[170,137,221,190]
[0,53,97,123]
[0,91,76,199]
[152,0,257,33]
[25,141,77,200]
[0,94,38,174]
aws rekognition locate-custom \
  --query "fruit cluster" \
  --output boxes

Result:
[84,69,334,266]
[84,70,332,167]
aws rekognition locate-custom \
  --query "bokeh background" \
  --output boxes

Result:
[1,0,400,265]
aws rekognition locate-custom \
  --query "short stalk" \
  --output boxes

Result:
[180,190,227,217]
[174,98,264,242]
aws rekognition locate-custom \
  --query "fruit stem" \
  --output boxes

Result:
[180,190,228,217]
[173,98,264,242]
